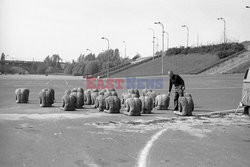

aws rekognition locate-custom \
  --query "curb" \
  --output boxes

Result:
[194,108,244,117]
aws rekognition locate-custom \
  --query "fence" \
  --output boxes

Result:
[93,55,162,78]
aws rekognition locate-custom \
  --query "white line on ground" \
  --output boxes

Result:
[196,108,244,116]
[136,107,244,167]
[157,87,241,91]
[64,79,72,88]
[137,128,168,167]
[64,79,69,85]
[188,87,241,90]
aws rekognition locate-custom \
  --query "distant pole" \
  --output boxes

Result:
[154,22,165,75]
[197,34,199,47]
[148,28,155,60]
[123,41,127,58]
[181,25,189,47]
[101,37,110,78]
[164,31,169,50]
[217,17,226,43]
[155,37,159,53]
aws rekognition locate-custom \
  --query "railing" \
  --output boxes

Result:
[94,55,162,78]
[92,61,132,77]
[195,49,247,74]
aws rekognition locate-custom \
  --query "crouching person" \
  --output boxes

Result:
[123,97,142,116]
[61,92,77,111]
[146,90,157,107]
[39,88,55,107]
[139,95,153,114]
[84,89,92,105]
[42,88,55,103]
[91,89,99,105]
[70,88,84,109]
[174,93,194,116]
[15,88,30,103]
[95,92,106,112]
[155,94,170,110]
[76,88,84,108]
[104,95,121,114]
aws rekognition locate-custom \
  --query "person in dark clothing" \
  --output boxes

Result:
[168,71,185,111]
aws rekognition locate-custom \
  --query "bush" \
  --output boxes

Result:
[132,54,141,60]
[217,49,235,59]
[166,47,185,55]
[165,43,245,59]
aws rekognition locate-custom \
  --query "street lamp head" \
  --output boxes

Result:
[164,31,169,36]
[246,6,250,8]
[154,22,160,24]
[101,37,105,39]
[217,17,223,20]
[181,25,186,27]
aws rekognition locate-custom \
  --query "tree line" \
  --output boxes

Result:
[64,48,130,76]
[0,49,134,75]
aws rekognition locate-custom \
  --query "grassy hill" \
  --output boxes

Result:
[226,59,250,74]
[110,42,247,77]
[111,53,219,77]
[201,50,249,74]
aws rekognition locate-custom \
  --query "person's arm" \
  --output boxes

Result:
[169,79,173,94]
[39,93,42,104]
[62,97,65,107]
[180,76,185,87]
[181,77,185,90]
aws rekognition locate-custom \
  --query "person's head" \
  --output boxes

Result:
[168,71,174,78]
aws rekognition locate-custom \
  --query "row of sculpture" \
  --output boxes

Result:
[15,88,194,116]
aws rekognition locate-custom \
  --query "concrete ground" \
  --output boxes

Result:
[0,74,249,167]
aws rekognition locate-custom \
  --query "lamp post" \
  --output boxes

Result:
[181,25,189,47]
[197,34,199,47]
[123,41,127,58]
[86,49,92,53]
[164,31,169,50]
[217,17,226,43]
[101,37,110,78]
[154,21,165,75]
[155,37,159,53]
[148,28,155,60]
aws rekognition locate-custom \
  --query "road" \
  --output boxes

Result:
[0,74,249,167]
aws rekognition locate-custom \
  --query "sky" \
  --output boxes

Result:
[0,0,250,62]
